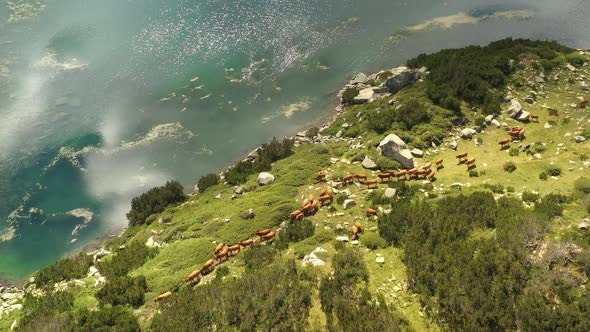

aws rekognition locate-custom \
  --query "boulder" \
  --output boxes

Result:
[516,110,531,122]
[410,148,424,158]
[375,256,385,264]
[361,156,378,170]
[145,236,161,248]
[581,82,589,92]
[485,115,494,123]
[257,172,275,185]
[578,221,589,230]
[566,64,577,72]
[448,140,458,150]
[353,88,375,104]
[242,208,256,220]
[505,92,514,102]
[351,72,368,85]
[234,186,245,195]
[87,266,100,277]
[575,136,586,143]
[377,134,415,169]
[247,147,261,160]
[460,128,477,139]
[507,99,523,118]
[343,199,356,210]
[384,188,397,198]
[524,97,534,104]
[491,119,501,128]
[385,67,421,94]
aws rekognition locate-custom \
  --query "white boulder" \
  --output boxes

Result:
[377,134,415,169]
[257,172,275,185]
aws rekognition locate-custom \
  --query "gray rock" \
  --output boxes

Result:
[336,236,349,242]
[384,188,397,198]
[517,110,531,122]
[507,99,523,118]
[351,73,368,85]
[377,134,415,169]
[336,224,344,231]
[566,64,577,72]
[257,172,275,185]
[449,140,458,150]
[242,208,256,220]
[385,67,421,94]
[575,136,586,143]
[343,199,356,210]
[88,266,100,277]
[410,148,424,158]
[362,156,378,170]
[353,87,375,104]
[485,115,494,123]
[579,222,589,230]
[375,256,385,264]
[491,119,501,128]
[505,92,514,102]
[247,147,261,160]
[234,186,245,195]
[388,98,397,105]
[145,236,161,248]
[524,97,534,104]
[581,82,589,92]
[460,128,477,139]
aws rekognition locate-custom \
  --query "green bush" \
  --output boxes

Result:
[66,306,140,332]
[282,219,315,243]
[574,177,590,194]
[482,183,505,194]
[306,127,320,138]
[506,186,515,193]
[547,108,559,116]
[98,241,157,278]
[243,245,277,271]
[362,233,387,250]
[127,181,186,226]
[335,194,346,205]
[97,276,148,307]
[539,172,548,181]
[197,173,219,192]
[509,148,520,157]
[566,53,587,67]
[503,161,517,173]
[34,253,93,288]
[545,165,562,177]
[18,291,74,331]
[522,191,540,202]
[469,170,479,177]
[342,88,359,103]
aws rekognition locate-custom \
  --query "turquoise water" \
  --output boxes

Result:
[1,0,590,281]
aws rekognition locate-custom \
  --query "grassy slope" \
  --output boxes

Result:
[14,49,589,331]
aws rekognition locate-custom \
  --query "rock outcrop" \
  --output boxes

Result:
[377,134,414,169]
[361,156,378,170]
[385,67,422,94]
[257,172,275,185]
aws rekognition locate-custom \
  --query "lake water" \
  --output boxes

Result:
[1,0,589,281]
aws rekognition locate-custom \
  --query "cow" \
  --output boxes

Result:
[435,159,444,169]
[319,195,333,206]
[499,138,511,149]
[456,152,468,163]
[289,210,302,220]
[531,115,539,122]
[228,244,241,256]
[377,172,393,182]
[342,174,354,185]
[239,239,254,247]
[186,269,202,283]
[396,170,407,181]
[366,208,379,217]
[578,99,589,109]
[256,229,272,236]
[316,172,327,182]
[155,291,173,302]
[201,259,216,275]
[426,169,436,181]
[366,179,378,189]
[351,225,359,241]
[216,247,229,261]
[295,212,305,220]
[355,174,368,183]
[354,222,364,233]
[415,169,428,179]
[214,243,225,255]
[466,157,476,170]
[261,231,276,241]
[310,199,319,211]
[421,162,432,171]
[300,203,313,214]
[510,128,526,140]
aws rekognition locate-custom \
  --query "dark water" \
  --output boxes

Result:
[0,0,589,280]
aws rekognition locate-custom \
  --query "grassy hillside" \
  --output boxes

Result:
[6,39,590,331]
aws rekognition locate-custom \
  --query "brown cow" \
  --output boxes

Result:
[366,179,378,189]
[155,291,173,302]
[355,174,368,183]
[415,169,428,179]
[201,259,216,275]
[426,169,436,181]
[421,162,432,170]
[216,247,229,261]
[310,199,319,211]
[228,244,241,256]
[316,172,327,182]
[377,172,393,182]
[256,229,272,236]
[456,152,468,159]
[435,159,444,167]
[214,243,225,254]
[366,208,379,217]
[499,138,511,148]
[578,99,589,109]
[396,170,407,181]
[531,115,539,122]
[289,210,301,220]
[351,225,359,240]
[239,239,254,247]
[319,195,333,206]
[342,174,354,184]
[466,158,476,170]
[186,269,202,283]
[354,222,364,233]
[261,231,276,241]
[295,212,305,220]
[300,203,312,214]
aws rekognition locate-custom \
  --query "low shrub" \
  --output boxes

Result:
[342,88,359,103]
[566,53,587,67]
[127,181,186,226]
[539,172,548,181]
[99,241,157,278]
[362,233,387,250]
[282,219,315,243]
[482,183,504,194]
[509,148,520,157]
[306,127,320,138]
[547,108,559,116]
[506,186,515,193]
[67,306,140,332]
[243,245,277,271]
[503,161,517,173]
[522,191,540,202]
[545,165,562,177]
[34,253,94,288]
[469,170,479,177]
[575,177,590,194]
[197,173,219,193]
[97,276,148,308]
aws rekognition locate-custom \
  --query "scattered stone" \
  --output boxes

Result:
[88,266,100,277]
[353,87,375,104]
[377,134,415,169]
[384,188,397,198]
[361,156,378,170]
[351,240,359,245]
[234,186,245,195]
[449,140,458,150]
[575,136,586,143]
[145,236,161,248]
[544,122,553,129]
[336,236,349,242]
[302,247,327,267]
[351,72,368,84]
[343,199,356,210]
[581,82,590,92]
[410,148,424,158]
[376,256,385,264]
[517,110,531,122]
[566,64,577,72]
[247,147,261,160]
[485,115,494,123]
[336,224,344,230]
[524,97,534,104]
[491,119,501,128]
[242,208,256,220]
[460,128,477,139]
[257,172,275,185]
